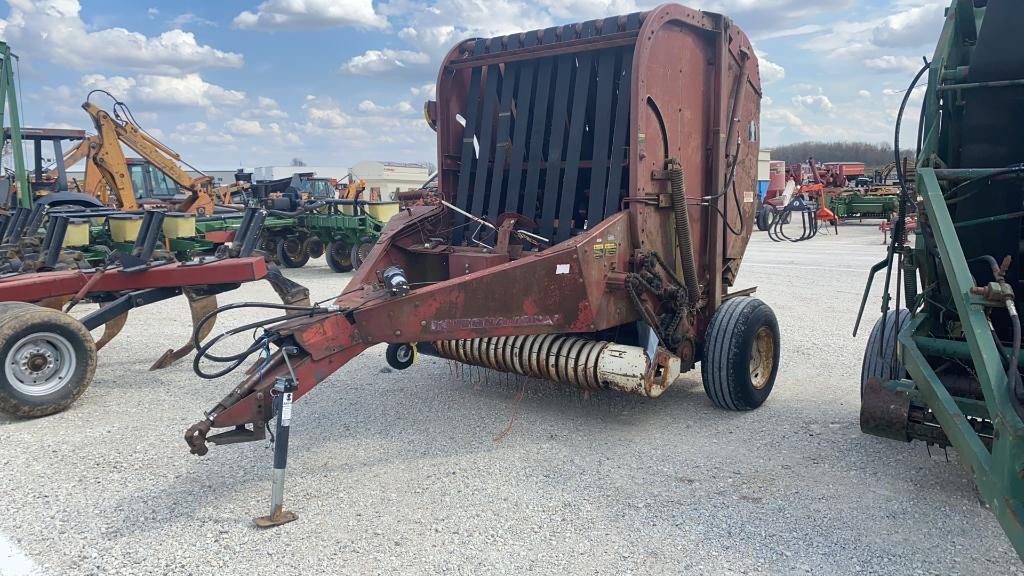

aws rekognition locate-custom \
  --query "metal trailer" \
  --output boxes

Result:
[858,0,1024,558]
[180,4,777,525]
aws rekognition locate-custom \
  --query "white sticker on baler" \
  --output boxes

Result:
[556,264,570,274]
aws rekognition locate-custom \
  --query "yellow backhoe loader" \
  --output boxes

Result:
[80,92,248,214]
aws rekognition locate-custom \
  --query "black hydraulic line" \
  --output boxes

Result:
[264,200,326,218]
[191,302,329,379]
[872,58,930,353]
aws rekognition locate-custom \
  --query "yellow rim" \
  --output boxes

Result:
[749,326,775,390]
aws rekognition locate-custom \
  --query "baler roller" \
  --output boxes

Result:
[433,334,676,397]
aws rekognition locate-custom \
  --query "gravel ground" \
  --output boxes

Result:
[1,223,1021,575]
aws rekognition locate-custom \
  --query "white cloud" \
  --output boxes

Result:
[871,3,946,48]
[342,49,431,75]
[302,96,351,132]
[864,55,922,74]
[358,99,416,114]
[763,108,805,128]
[754,24,826,41]
[134,74,246,108]
[858,90,872,98]
[2,0,242,75]
[147,7,159,18]
[792,93,833,112]
[169,13,217,28]
[81,73,246,108]
[170,121,236,145]
[242,96,289,119]
[759,57,785,84]
[410,83,437,99]
[81,74,137,98]
[224,118,264,135]
[233,0,388,31]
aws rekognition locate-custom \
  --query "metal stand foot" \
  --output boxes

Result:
[254,362,299,528]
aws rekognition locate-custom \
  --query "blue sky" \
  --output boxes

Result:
[4,0,947,170]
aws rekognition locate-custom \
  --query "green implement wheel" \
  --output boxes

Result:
[276,236,310,268]
[325,240,353,273]
[0,303,97,418]
[307,237,325,259]
[351,237,374,270]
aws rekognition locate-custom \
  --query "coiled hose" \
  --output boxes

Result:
[669,160,700,303]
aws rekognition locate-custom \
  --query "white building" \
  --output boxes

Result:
[350,161,430,201]
[252,165,350,182]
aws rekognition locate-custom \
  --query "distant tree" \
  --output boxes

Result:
[770,141,915,171]
[290,157,307,166]
[423,160,437,173]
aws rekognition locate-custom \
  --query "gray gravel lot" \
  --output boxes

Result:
[1,223,1021,575]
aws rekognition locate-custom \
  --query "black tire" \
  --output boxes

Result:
[0,304,97,418]
[276,236,310,268]
[351,237,374,270]
[701,296,780,410]
[860,309,910,397]
[325,240,353,273]
[756,205,770,231]
[386,343,415,370]
[307,237,325,259]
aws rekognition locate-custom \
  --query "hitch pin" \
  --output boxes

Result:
[254,346,300,528]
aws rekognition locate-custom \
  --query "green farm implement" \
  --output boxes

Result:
[189,199,396,272]
[826,188,900,221]
[858,0,1024,559]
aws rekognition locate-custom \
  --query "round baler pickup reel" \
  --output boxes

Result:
[181,4,781,525]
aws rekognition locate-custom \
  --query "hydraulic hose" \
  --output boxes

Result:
[668,160,700,303]
[264,200,327,218]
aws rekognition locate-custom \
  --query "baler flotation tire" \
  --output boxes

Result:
[325,240,354,273]
[276,236,310,268]
[702,296,780,410]
[860,309,910,397]
[351,237,374,270]
[0,304,97,418]
[386,343,415,370]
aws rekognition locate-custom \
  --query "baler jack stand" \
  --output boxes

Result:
[255,348,300,528]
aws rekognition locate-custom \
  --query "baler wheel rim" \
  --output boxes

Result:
[749,326,774,390]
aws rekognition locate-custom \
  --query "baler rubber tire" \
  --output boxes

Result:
[386,343,415,370]
[701,296,780,410]
[860,309,910,397]
[325,240,354,273]
[0,304,97,418]
[276,236,310,268]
